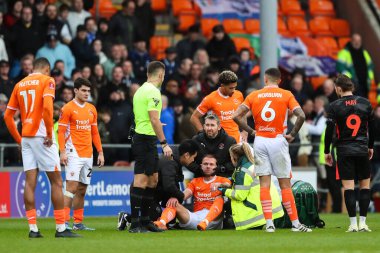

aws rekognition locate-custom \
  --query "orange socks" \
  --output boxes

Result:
[26,209,38,232]
[54,209,65,225]
[158,207,176,225]
[73,208,84,224]
[204,197,224,223]
[260,187,272,220]
[64,207,70,223]
[282,188,299,221]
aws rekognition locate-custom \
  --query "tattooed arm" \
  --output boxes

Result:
[284,107,305,143]
[233,105,255,136]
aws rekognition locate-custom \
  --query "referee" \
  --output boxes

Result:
[129,61,173,233]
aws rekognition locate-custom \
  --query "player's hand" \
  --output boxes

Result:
[162,145,172,158]
[98,151,105,167]
[60,152,68,166]
[325,153,333,166]
[43,137,53,147]
[240,131,248,142]
[368,149,374,160]
[284,134,295,143]
[166,197,179,208]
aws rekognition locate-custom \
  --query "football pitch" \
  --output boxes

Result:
[1,214,379,253]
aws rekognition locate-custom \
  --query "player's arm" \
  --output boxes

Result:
[148,110,172,157]
[285,107,305,142]
[58,106,71,166]
[368,108,375,160]
[91,110,104,167]
[4,109,21,144]
[324,105,335,166]
[183,188,193,201]
[190,109,204,132]
[233,104,255,136]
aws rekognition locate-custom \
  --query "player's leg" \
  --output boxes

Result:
[72,158,95,231]
[357,156,371,232]
[141,172,163,232]
[197,197,224,231]
[338,156,358,232]
[259,175,275,232]
[154,206,176,230]
[273,137,311,232]
[176,204,196,229]
[129,174,148,232]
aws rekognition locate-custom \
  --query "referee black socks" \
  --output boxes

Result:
[344,190,356,218]
[359,189,370,217]
[141,187,155,225]
[130,186,144,228]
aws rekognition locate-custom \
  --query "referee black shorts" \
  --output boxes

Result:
[336,155,370,181]
[132,133,158,176]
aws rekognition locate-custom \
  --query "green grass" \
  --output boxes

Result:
[0,214,379,253]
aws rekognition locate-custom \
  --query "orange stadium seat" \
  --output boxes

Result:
[223,19,246,34]
[231,37,252,54]
[201,18,221,37]
[172,0,193,17]
[299,36,329,56]
[281,0,305,17]
[287,17,311,36]
[278,18,291,36]
[338,37,350,49]
[330,19,351,37]
[310,76,328,90]
[309,0,336,17]
[315,36,339,58]
[150,36,171,58]
[177,10,197,32]
[245,19,260,34]
[151,0,167,12]
[89,0,117,19]
[309,18,333,36]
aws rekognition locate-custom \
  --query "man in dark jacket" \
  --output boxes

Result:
[189,113,236,178]
[117,139,198,230]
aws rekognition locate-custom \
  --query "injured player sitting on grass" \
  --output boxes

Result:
[154,154,231,231]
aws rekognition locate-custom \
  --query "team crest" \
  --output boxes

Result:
[70,171,75,177]
[49,81,55,90]
[218,143,225,149]
[233,98,239,104]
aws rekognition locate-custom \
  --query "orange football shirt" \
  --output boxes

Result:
[7,73,55,137]
[243,86,300,138]
[187,176,231,212]
[197,89,244,142]
[58,100,98,158]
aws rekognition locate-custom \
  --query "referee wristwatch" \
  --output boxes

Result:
[160,140,168,148]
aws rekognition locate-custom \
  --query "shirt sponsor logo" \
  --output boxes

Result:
[76,119,91,130]
[258,126,276,132]
[153,98,160,107]
[220,110,235,121]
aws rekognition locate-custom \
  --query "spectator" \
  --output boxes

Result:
[90,63,108,91]
[53,59,68,80]
[65,67,82,87]
[11,5,44,62]
[98,66,125,107]
[12,54,33,84]
[183,62,204,108]
[36,29,76,79]
[70,24,98,68]
[51,68,66,99]
[84,16,97,44]
[337,33,374,99]
[4,0,22,28]
[320,78,338,103]
[169,58,192,93]
[173,99,197,143]
[228,55,245,92]
[189,113,236,178]
[0,60,13,98]
[102,43,123,80]
[176,24,206,62]
[92,39,108,64]
[95,18,112,52]
[290,75,310,103]
[129,38,151,83]
[34,0,46,25]
[60,86,74,103]
[160,95,175,144]
[58,3,72,41]
[121,59,136,88]
[127,82,140,105]
[203,66,219,93]
[0,11,10,58]
[161,46,178,80]
[135,0,155,47]
[297,98,314,166]
[67,0,91,36]
[162,78,180,107]
[193,48,209,74]
[43,3,72,44]
[206,24,237,71]
[239,48,257,79]
[98,108,112,144]
[109,0,137,50]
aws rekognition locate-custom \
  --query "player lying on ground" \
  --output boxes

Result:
[154,155,231,230]
[219,143,284,230]
[58,78,104,231]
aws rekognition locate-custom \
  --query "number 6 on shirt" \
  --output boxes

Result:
[261,101,276,122]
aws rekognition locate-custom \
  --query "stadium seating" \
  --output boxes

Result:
[150,36,171,59]
[310,76,328,89]
[201,18,221,37]
[287,16,311,36]
[231,37,252,54]
[280,0,305,17]
[278,18,291,36]
[299,36,329,57]
[172,0,193,17]
[151,0,167,12]
[338,37,351,49]
[89,0,117,19]
[177,10,197,32]
[315,36,339,58]
[223,19,246,34]
[309,18,333,36]
[309,0,336,17]
[330,19,351,37]
[244,19,260,34]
